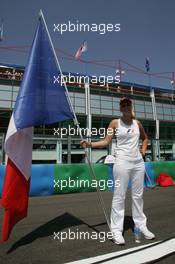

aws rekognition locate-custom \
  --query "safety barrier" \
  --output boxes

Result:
[0,162,174,197]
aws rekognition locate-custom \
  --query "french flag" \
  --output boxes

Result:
[0,11,74,242]
[145,57,150,72]
[75,41,87,60]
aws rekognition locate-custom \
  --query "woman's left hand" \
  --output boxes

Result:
[140,149,146,157]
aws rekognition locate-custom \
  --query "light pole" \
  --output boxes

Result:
[118,59,125,83]
[148,74,160,161]
[85,81,92,162]
[170,72,175,100]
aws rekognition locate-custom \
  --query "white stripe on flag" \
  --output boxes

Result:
[5,114,33,180]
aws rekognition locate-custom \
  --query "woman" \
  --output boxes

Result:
[80,97,155,245]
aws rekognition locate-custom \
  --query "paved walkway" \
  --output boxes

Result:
[0,187,175,263]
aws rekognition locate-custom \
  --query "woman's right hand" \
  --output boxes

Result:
[80,140,92,148]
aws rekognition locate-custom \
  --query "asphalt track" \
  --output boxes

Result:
[0,187,175,264]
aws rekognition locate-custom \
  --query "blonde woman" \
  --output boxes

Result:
[80,97,155,245]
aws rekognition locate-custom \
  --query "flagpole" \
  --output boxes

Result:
[146,58,160,161]
[145,166,155,189]
[0,19,3,41]
[171,72,175,100]
[39,10,111,232]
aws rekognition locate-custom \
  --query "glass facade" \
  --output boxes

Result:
[0,69,175,163]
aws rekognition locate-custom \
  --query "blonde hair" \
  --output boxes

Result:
[132,110,136,119]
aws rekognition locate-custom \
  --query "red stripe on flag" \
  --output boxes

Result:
[0,159,30,242]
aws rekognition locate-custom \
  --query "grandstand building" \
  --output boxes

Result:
[0,63,175,164]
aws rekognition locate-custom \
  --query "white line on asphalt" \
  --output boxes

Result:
[65,238,175,264]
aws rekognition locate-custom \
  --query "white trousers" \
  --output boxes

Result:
[110,158,147,234]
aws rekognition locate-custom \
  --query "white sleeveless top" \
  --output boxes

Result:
[114,119,142,161]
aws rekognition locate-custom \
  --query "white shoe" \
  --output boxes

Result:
[140,226,155,240]
[112,232,125,245]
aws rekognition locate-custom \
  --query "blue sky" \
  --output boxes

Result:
[0,0,175,89]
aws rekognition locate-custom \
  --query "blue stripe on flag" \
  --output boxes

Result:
[14,16,74,129]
